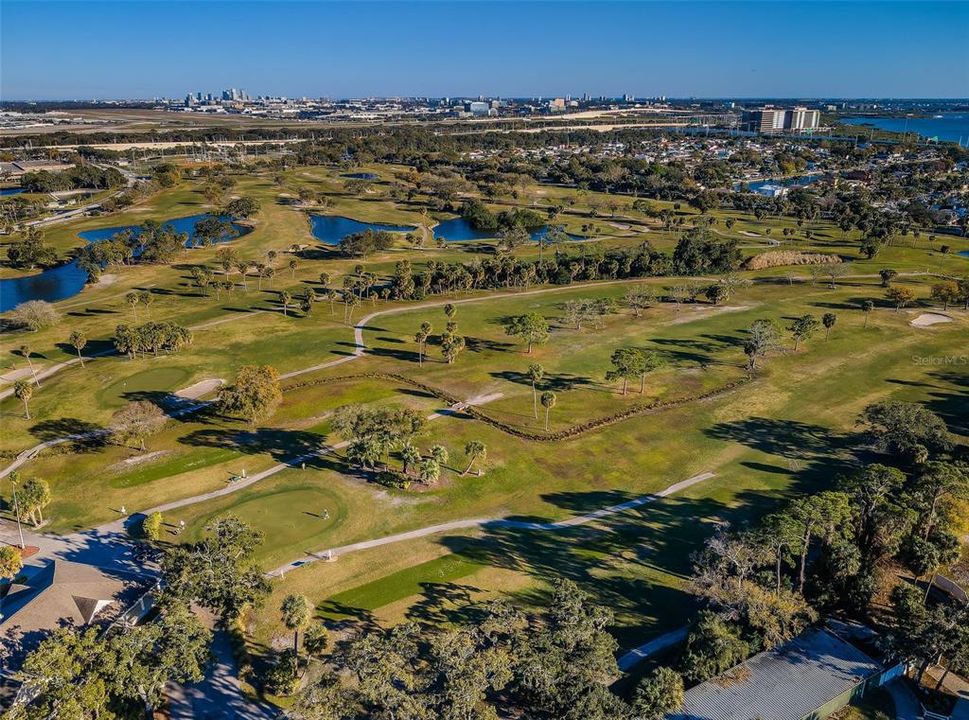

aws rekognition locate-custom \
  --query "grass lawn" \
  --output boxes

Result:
[1,162,966,676]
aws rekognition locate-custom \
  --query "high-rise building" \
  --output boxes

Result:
[742,106,819,134]
[787,106,820,133]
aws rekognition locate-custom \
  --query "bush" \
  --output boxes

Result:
[10,300,60,331]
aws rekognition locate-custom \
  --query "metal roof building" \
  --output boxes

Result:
[668,627,885,720]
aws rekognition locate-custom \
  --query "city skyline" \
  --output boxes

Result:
[2,1,968,101]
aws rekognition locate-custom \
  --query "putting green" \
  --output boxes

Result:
[96,366,192,408]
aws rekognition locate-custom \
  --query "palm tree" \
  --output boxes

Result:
[236,261,251,292]
[126,291,140,321]
[462,441,486,476]
[414,322,431,366]
[69,331,87,367]
[861,300,874,329]
[19,344,39,387]
[14,380,32,419]
[344,294,360,326]
[527,363,544,419]
[540,391,556,431]
[418,458,440,485]
[444,303,456,322]
[822,313,837,340]
[430,445,448,467]
[279,290,292,316]
[400,443,421,476]
[280,594,310,665]
[139,291,153,319]
[288,258,299,278]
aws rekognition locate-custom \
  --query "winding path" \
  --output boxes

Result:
[1,276,679,478]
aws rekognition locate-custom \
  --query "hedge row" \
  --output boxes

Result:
[284,371,754,442]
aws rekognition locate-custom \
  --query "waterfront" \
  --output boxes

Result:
[1,214,247,312]
[309,214,415,245]
[433,217,586,243]
[839,113,969,144]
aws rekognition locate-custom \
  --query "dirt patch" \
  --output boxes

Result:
[175,378,224,399]
[738,230,761,237]
[668,305,750,325]
[120,450,168,467]
[910,312,953,327]
[97,273,118,287]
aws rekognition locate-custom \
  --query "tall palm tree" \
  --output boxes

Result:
[19,344,40,387]
[540,391,556,431]
[280,594,310,664]
[527,363,544,419]
[415,321,432,366]
[14,380,32,419]
[462,441,486,476]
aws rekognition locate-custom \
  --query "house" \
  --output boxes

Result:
[667,627,893,720]
[0,558,148,706]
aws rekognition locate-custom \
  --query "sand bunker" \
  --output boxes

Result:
[910,313,953,327]
[175,378,224,399]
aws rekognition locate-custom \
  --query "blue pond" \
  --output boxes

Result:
[958,250,969,259]
[1,214,247,313]
[310,215,415,246]
[432,217,585,243]
[341,172,378,180]
[1,188,25,196]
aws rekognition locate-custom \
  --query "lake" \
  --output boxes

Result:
[839,113,969,145]
[1,188,25,196]
[735,174,822,194]
[433,217,585,243]
[1,214,248,312]
[309,215,415,245]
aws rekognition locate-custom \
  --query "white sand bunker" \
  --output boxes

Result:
[911,313,953,327]
[175,378,224,399]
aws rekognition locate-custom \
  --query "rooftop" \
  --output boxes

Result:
[668,627,883,720]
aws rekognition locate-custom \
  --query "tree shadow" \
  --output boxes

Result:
[179,426,325,464]
[29,418,106,450]
[704,416,846,460]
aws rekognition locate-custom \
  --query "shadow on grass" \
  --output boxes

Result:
[178,426,323,464]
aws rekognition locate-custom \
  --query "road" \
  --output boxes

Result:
[168,628,279,720]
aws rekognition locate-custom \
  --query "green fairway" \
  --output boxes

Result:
[95,366,192,408]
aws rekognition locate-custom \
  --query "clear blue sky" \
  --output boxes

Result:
[2,1,967,100]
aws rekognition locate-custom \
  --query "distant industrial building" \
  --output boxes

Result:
[742,106,820,134]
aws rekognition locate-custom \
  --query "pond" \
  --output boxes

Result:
[734,174,822,194]
[0,188,25,196]
[340,172,378,180]
[1,214,248,313]
[309,214,415,246]
[432,217,586,243]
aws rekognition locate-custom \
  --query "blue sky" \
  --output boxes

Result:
[2,1,967,100]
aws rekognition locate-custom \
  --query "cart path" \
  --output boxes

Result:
[267,471,715,577]
[87,392,505,536]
